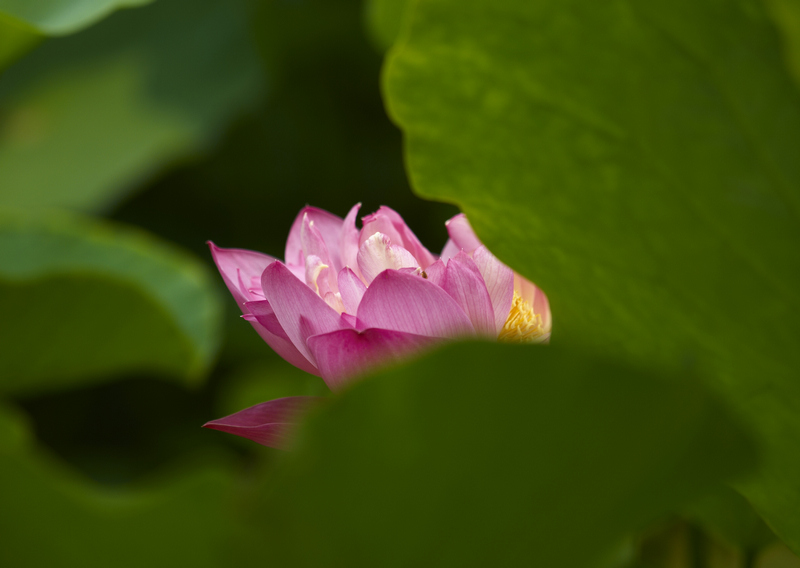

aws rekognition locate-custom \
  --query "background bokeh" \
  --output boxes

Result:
[1,0,799,567]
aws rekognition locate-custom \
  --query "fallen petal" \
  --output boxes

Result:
[203,396,323,449]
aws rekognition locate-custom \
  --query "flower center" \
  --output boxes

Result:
[498,291,549,344]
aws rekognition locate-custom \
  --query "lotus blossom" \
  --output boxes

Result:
[204,204,551,448]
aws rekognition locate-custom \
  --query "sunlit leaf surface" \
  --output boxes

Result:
[764,0,800,89]
[385,0,800,549]
[0,212,222,394]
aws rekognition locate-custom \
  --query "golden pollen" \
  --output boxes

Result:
[498,291,548,344]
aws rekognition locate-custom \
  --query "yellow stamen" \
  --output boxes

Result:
[498,291,549,344]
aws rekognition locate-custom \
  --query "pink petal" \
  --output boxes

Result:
[340,203,363,281]
[243,300,287,339]
[442,252,496,337]
[357,270,475,338]
[304,254,327,291]
[473,245,515,335]
[340,313,359,328]
[445,213,482,253]
[357,232,419,284]
[285,262,307,283]
[285,206,343,269]
[338,267,367,315]
[208,241,277,305]
[511,273,553,335]
[422,258,446,287]
[304,254,338,300]
[322,291,346,313]
[535,291,552,332]
[308,328,439,390]
[301,213,333,267]
[398,267,427,279]
[360,210,402,249]
[440,239,461,263]
[242,302,320,375]
[361,206,436,268]
[515,273,553,332]
[203,396,322,449]
[261,262,351,365]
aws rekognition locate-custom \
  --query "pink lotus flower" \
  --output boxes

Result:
[204,204,551,448]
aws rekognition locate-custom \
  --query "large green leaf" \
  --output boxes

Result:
[685,485,776,551]
[257,342,756,568]
[384,0,800,549]
[0,0,263,214]
[0,0,152,36]
[765,0,800,88]
[0,17,41,72]
[0,212,222,394]
[0,402,244,568]
[362,0,410,52]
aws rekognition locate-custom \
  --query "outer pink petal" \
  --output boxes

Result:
[338,267,366,315]
[308,328,439,390]
[361,206,436,268]
[285,206,343,269]
[340,313,359,328]
[357,232,419,284]
[285,262,307,282]
[242,303,320,375]
[423,258,446,287]
[445,213,482,253]
[473,245,515,335]
[534,290,552,331]
[203,396,322,449]
[440,239,461,263]
[340,203,363,280]
[261,262,351,365]
[357,270,475,338]
[208,241,277,306]
[244,300,290,340]
[442,252,496,337]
